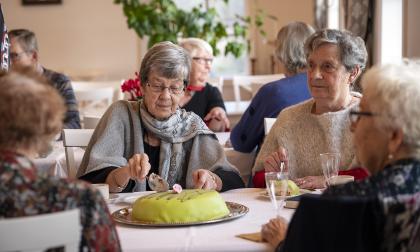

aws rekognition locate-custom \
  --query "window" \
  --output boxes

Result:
[175,0,249,77]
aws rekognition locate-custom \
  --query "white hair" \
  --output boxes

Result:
[361,63,420,150]
[179,38,213,57]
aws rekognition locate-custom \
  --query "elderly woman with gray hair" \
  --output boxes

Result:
[0,70,120,251]
[262,63,420,252]
[78,41,244,192]
[178,38,229,132]
[253,29,368,189]
[231,21,314,154]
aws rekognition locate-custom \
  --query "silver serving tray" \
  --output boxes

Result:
[112,201,249,227]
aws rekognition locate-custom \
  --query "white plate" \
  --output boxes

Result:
[106,194,119,203]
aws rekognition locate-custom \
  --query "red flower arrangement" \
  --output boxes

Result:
[121,72,142,101]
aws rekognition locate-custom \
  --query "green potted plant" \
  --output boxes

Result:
[114,0,276,58]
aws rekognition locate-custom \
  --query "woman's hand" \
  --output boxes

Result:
[293,175,325,189]
[264,147,288,172]
[192,169,222,191]
[204,107,230,132]
[125,153,151,180]
[106,153,151,192]
[261,217,288,247]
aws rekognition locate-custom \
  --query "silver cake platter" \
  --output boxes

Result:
[112,201,249,227]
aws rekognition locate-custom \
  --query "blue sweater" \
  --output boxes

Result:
[230,73,311,153]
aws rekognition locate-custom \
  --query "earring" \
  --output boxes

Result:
[388,153,394,160]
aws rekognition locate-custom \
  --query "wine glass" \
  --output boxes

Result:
[265,171,288,217]
[320,153,340,187]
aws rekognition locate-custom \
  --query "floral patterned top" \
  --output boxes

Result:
[0,150,121,252]
[324,158,420,252]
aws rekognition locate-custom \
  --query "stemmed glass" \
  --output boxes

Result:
[265,171,288,217]
[320,153,340,187]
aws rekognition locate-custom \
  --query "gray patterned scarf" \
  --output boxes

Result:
[139,101,214,186]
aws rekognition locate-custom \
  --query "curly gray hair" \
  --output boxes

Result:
[361,63,420,150]
[305,29,367,72]
[275,22,315,75]
[139,41,191,86]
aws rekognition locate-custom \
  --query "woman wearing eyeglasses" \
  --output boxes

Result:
[261,63,420,252]
[78,41,244,192]
[253,29,367,189]
[178,38,230,132]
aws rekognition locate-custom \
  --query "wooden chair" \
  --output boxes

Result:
[0,209,81,252]
[232,74,284,102]
[264,117,276,135]
[62,129,94,178]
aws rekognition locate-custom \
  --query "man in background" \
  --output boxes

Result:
[9,29,81,129]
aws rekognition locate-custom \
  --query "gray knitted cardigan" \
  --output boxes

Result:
[77,100,240,191]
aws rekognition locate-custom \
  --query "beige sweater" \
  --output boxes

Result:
[253,94,361,179]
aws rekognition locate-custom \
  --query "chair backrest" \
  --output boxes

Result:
[83,115,102,129]
[62,129,94,178]
[0,209,81,252]
[72,80,123,102]
[232,74,284,102]
[73,82,116,121]
[264,118,276,135]
[207,76,224,93]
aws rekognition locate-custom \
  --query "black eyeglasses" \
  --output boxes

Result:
[192,57,213,65]
[349,110,377,123]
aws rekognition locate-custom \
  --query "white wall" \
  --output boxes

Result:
[249,0,314,74]
[2,0,139,80]
[2,0,314,78]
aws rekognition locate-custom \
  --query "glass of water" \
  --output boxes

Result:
[265,171,288,217]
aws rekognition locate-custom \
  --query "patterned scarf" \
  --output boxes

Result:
[139,101,214,186]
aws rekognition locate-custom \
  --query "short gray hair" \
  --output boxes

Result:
[275,22,315,74]
[139,41,191,86]
[305,29,367,72]
[179,38,213,57]
[362,63,420,151]
[9,29,38,53]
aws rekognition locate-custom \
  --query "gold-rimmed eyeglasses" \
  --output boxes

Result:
[146,82,185,95]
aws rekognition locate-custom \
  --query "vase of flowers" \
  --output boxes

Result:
[121,72,142,101]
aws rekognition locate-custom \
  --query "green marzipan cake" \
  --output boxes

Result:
[132,189,230,223]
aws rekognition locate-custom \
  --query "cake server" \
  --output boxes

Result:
[147,173,169,192]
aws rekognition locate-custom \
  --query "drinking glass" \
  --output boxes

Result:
[320,153,340,187]
[265,171,288,217]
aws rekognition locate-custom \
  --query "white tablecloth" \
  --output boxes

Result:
[108,188,295,252]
